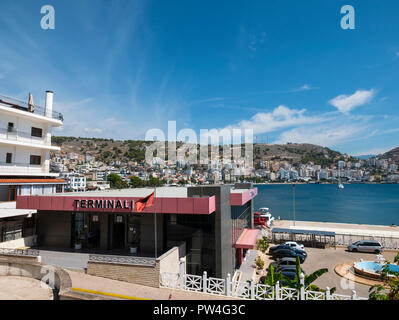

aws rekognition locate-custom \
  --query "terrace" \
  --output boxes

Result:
[0,94,63,122]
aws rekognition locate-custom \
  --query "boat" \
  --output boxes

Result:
[337,167,344,189]
[257,207,275,227]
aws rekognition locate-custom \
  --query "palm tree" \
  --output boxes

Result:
[278,257,336,293]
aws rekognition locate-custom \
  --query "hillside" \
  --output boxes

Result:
[52,137,344,166]
[382,147,399,162]
[51,136,151,164]
[253,143,343,166]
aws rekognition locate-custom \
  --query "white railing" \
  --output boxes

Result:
[160,261,367,300]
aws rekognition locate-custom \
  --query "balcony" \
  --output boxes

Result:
[0,127,51,146]
[0,161,48,176]
[0,94,63,121]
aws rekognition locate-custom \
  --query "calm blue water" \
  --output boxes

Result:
[254,184,399,226]
[355,261,399,273]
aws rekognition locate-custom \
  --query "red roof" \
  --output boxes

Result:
[0,178,66,184]
[235,229,259,249]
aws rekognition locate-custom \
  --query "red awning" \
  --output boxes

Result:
[235,229,259,249]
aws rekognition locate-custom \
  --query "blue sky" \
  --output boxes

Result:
[0,0,398,155]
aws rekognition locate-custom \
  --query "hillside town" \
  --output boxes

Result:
[49,138,399,192]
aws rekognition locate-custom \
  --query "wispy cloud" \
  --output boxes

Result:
[352,147,392,156]
[329,89,376,114]
[274,123,366,147]
[223,105,325,135]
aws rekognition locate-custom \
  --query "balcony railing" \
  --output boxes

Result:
[0,94,63,121]
[0,127,51,145]
[0,161,42,167]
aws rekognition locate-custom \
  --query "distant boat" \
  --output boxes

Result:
[338,166,344,189]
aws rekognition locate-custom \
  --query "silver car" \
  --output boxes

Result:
[347,240,384,253]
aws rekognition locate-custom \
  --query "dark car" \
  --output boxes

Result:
[272,248,307,263]
[275,265,306,274]
[268,244,292,255]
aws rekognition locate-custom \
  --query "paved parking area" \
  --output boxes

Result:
[262,246,398,298]
[0,276,53,300]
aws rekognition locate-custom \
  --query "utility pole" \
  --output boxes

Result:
[292,184,296,227]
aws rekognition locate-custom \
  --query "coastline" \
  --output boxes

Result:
[253,182,399,185]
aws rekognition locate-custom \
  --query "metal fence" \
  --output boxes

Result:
[0,94,63,121]
[0,127,49,145]
[334,234,399,250]
[269,228,399,250]
[160,270,368,300]
[88,254,156,266]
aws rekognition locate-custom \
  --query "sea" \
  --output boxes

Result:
[253,184,399,226]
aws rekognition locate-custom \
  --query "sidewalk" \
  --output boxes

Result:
[66,270,239,300]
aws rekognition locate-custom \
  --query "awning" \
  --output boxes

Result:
[235,229,259,249]
[0,209,36,219]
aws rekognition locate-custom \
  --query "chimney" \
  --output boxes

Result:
[45,90,53,118]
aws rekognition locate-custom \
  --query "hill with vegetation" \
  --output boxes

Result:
[382,147,399,162]
[52,137,346,166]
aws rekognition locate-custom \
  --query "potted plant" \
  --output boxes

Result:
[255,256,265,275]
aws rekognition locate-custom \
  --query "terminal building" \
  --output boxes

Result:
[16,184,259,278]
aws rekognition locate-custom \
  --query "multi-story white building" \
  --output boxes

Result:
[0,91,66,200]
[60,172,87,192]
[0,91,66,245]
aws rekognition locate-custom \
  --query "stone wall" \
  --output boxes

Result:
[87,245,183,288]
[87,261,161,288]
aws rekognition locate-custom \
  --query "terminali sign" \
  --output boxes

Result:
[73,199,136,210]
[73,192,155,212]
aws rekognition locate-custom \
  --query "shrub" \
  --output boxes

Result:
[255,256,265,270]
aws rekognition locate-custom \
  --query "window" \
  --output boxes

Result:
[6,153,12,164]
[31,127,43,138]
[30,155,41,165]
[7,122,14,132]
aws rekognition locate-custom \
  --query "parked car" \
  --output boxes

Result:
[347,240,384,253]
[284,241,305,251]
[275,264,306,274]
[276,257,298,266]
[268,244,292,255]
[280,270,297,285]
[272,248,307,263]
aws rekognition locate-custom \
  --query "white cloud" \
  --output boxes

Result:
[224,105,325,135]
[84,127,103,134]
[329,89,376,114]
[274,123,365,147]
[352,148,392,156]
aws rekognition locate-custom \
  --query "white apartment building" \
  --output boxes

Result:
[0,91,66,245]
[0,91,66,200]
[60,172,86,192]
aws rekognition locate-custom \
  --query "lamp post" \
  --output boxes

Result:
[292,184,296,227]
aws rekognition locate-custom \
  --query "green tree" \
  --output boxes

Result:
[130,176,143,188]
[147,177,164,187]
[107,173,128,189]
[280,257,334,293]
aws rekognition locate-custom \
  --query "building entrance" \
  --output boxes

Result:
[112,215,125,249]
